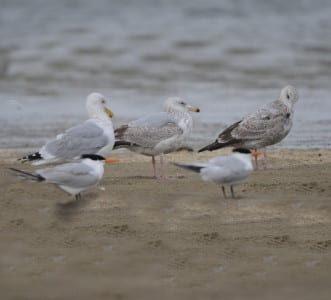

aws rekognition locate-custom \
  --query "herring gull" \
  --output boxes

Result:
[198,86,299,169]
[19,93,115,165]
[114,97,200,178]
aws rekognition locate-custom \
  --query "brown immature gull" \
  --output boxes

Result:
[114,97,200,179]
[198,86,299,169]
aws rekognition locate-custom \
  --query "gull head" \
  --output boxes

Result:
[86,92,114,119]
[163,97,200,114]
[280,85,299,105]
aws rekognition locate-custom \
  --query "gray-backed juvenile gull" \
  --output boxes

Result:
[114,97,200,178]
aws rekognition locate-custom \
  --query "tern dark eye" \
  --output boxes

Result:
[180,101,185,105]
[286,93,290,99]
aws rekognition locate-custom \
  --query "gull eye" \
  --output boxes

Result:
[180,101,185,105]
[102,99,106,104]
[286,93,290,100]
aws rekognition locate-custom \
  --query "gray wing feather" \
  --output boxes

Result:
[43,120,108,158]
[37,163,98,188]
[232,101,289,140]
[118,125,182,148]
[128,112,178,128]
[205,156,249,182]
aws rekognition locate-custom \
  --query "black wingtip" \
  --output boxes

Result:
[198,141,222,152]
[9,167,45,181]
[173,163,204,173]
[18,152,42,162]
[113,140,139,150]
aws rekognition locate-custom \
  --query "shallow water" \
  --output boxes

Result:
[1,0,331,149]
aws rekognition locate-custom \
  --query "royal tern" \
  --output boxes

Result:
[10,154,119,200]
[174,148,255,198]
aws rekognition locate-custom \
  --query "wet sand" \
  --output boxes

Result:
[1,149,331,300]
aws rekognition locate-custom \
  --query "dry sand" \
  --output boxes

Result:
[1,148,331,300]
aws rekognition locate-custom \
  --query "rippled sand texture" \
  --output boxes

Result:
[1,149,331,299]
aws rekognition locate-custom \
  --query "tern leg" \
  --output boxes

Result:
[230,185,235,199]
[151,155,157,178]
[75,193,81,201]
[221,186,227,198]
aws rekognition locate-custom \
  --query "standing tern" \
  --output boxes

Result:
[198,86,299,169]
[10,154,120,200]
[19,93,115,165]
[174,148,256,198]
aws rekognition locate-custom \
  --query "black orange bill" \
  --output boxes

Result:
[105,157,120,163]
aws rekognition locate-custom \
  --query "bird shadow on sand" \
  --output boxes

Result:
[54,192,97,220]
[122,175,186,180]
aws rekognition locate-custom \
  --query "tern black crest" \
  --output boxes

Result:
[232,148,251,154]
[81,154,105,161]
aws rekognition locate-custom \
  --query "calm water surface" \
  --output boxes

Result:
[1,0,331,149]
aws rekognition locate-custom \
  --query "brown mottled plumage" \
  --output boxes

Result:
[199,86,299,169]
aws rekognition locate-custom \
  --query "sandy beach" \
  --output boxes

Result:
[1,148,331,299]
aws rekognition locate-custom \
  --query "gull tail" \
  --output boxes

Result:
[9,168,45,182]
[173,163,204,173]
[18,152,42,163]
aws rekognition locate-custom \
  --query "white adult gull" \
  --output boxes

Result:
[19,93,115,165]
[198,85,299,169]
[174,148,255,198]
[10,154,120,200]
[114,97,200,179]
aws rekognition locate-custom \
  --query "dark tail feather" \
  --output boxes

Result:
[173,163,203,173]
[9,168,45,181]
[18,152,42,163]
[198,140,229,152]
[113,141,139,150]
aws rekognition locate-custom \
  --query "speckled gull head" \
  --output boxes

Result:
[163,97,200,114]
[86,92,114,119]
[280,85,299,106]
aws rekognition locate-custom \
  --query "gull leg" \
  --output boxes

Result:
[152,155,157,178]
[263,148,269,170]
[221,186,227,198]
[159,153,168,179]
[75,193,81,201]
[254,148,259,171]
[230,185,235,199]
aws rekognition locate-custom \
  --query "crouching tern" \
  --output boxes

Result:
[174,148,256,198]
[10,154,120,200]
